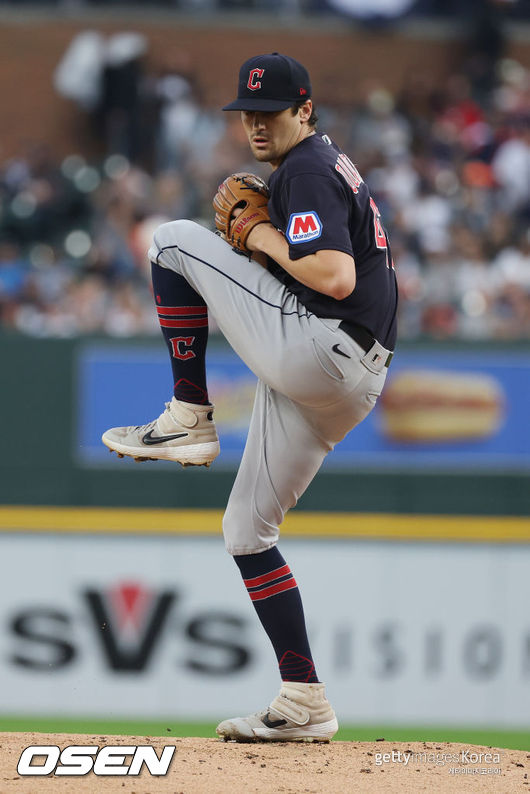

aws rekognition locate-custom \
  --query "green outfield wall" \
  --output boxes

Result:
[2,332,528,515]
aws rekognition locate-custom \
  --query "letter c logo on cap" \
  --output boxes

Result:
[247,68,264,91]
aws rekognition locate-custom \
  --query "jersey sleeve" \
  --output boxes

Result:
[283,172,353,260]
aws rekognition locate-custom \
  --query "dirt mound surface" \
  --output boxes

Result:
[1,732,528,793]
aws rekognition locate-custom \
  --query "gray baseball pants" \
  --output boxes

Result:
[149,220,390,555]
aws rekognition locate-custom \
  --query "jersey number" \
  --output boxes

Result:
[370,198,394,270]
[337,154,395,270]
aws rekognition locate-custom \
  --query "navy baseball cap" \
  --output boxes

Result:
[223,53,312,112]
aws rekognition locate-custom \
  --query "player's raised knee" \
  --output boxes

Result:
[152,218,202,251]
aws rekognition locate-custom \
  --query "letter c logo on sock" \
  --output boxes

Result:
[170,336,196,360]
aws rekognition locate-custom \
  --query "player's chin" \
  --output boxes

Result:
[251,146,272,162]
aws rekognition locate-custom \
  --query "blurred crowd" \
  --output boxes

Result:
[3,0,530,22]
[0,34,529,340]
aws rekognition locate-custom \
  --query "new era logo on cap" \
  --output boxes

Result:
[223,52,311,112]
[287,212,322,244]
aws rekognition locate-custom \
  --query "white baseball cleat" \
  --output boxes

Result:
[216,681,338,743]
[101,397,220,465]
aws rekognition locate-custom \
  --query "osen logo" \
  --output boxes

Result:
[17,744,176,777]
[287,212,322,244]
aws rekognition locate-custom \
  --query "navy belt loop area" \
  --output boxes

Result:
[338,320,393,368]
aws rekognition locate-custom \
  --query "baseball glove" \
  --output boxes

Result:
[213,172,270,254]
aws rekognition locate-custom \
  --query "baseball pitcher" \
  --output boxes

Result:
[103,53,398,742]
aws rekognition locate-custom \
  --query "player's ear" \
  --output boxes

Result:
[298,100,312,123]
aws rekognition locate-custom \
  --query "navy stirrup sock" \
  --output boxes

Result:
[151,261,209,405]
[234,546,319,683]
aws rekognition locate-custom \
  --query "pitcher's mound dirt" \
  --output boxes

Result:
[1,732,528,793]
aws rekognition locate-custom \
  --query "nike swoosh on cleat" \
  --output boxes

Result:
[332,343,351,358]
[261,713,288,729]
[142,430,189,445]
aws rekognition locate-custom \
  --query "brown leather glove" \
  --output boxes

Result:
[213,172,270,254]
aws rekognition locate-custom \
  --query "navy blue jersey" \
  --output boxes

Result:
[267,133,397,349]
